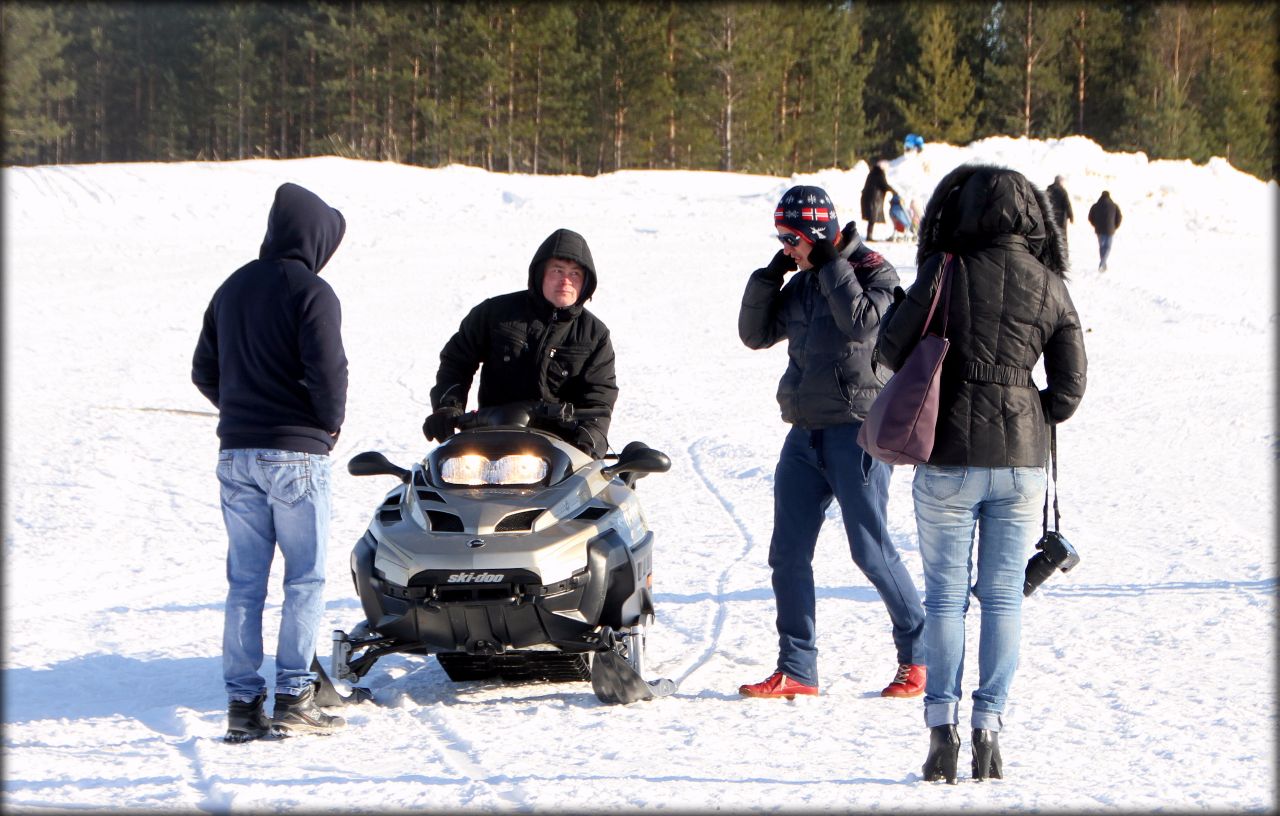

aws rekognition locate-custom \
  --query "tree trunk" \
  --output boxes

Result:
[721,12,733,172]
[307,44,316,154]
[533,46,542,174]
[613,71,625,170]
[666,5,676,168]
[1022,0,1033,137]
[1075,8,1086,134]
[507,6,516,172]
[410,56,420,165]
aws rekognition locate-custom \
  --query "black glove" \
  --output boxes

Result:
[423,406,462,441]
[567,424,603,458]
[762,249,797,282]
[807,238,838,269]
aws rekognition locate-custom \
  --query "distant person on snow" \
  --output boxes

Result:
[1087,190,1122,272]
[861,160,898,241]
[424,228,618,457]
[737,184,926,702]
[1046,175,1074,248]
[874,165,1088,783]
[192,182,349,742]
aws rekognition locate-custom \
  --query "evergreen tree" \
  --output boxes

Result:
[1196,2,1276,179]
[893,3,979,146]
[982,0,1073,137]
[2,3,75,164]
[1120,3,1209,162]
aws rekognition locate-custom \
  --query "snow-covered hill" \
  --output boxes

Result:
[3,137,1275,812]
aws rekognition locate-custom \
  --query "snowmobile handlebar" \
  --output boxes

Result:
[455,401,609,431]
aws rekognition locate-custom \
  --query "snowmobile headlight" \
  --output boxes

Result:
[441,454,548,486]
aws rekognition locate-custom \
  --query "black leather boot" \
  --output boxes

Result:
[971,728,1003,780]
[224,692,269,743]
[922,724,960,784]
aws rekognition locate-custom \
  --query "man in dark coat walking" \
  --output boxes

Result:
[1046,175,1073,247]
[192,182,349,742]
[860,161,898,241]
[737,185,926,701]
[1087,190,1122,272]
[424,228,618,457]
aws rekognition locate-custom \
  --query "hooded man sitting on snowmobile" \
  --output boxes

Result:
[423,228,618,457]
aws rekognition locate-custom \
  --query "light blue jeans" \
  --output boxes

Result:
[1097,233,1114,268]
[913,465,1046,732]
[217,448,331,701]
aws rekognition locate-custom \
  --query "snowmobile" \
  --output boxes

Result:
[326,403,677,705]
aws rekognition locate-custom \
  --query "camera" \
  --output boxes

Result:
[1022,530,1080,596]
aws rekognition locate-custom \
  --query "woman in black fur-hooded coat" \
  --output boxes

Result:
[872,164,1087,782]
[875,164,1086,466]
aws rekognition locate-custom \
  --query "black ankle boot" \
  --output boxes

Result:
[224,692,269,743]
[922,724,960,784]
[971,728,1003,780]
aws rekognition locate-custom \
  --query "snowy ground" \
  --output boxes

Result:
[3,137,1276,812]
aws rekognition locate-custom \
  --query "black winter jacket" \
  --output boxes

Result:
[1046,181,1073,229]
[860,166,895,224]
[1087,192,1122,235]
[874,165,1087,467]
[430,229,618,457]
[192,183,348,454]
[740,223,898,429]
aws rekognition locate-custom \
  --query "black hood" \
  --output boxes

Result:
[916,164,1068,276]
[527,228,597,304]
[259,182,347,273]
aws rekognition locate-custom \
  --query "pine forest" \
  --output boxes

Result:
[3,1,1277,181]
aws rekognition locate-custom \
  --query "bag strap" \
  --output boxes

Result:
[1042,424,1060,534]
[921,253,953,340]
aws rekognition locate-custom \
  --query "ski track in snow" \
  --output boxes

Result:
[670,436,762,688]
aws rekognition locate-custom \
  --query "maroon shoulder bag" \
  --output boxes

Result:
[857,254,954,465]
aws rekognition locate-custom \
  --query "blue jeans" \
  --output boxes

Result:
[913,465,1046,731]
[768,423,925,687]
[1097,233,1114,267]
[217,449,332,701]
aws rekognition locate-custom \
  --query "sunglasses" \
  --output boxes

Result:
[775,232,802,247]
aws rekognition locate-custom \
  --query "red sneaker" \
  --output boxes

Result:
[881,663,926,698]
[739,670,819,699]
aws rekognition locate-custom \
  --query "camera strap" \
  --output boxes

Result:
[1042,424,1060,535]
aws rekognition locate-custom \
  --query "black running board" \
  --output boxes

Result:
[590,627,678,705]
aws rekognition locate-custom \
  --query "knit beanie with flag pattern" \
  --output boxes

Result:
[774,185,839,244]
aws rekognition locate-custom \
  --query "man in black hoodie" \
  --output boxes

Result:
[424,228,618,457]
[192,182,349,742]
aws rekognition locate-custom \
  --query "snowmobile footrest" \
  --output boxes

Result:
[310,654,372,706]
[589,627,678,705]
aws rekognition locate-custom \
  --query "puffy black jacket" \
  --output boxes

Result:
[1087,192,1122,235]
[739,223,899,429]
[192,183,348,454]
[874,165,1087,467]
[430,229,618,457]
